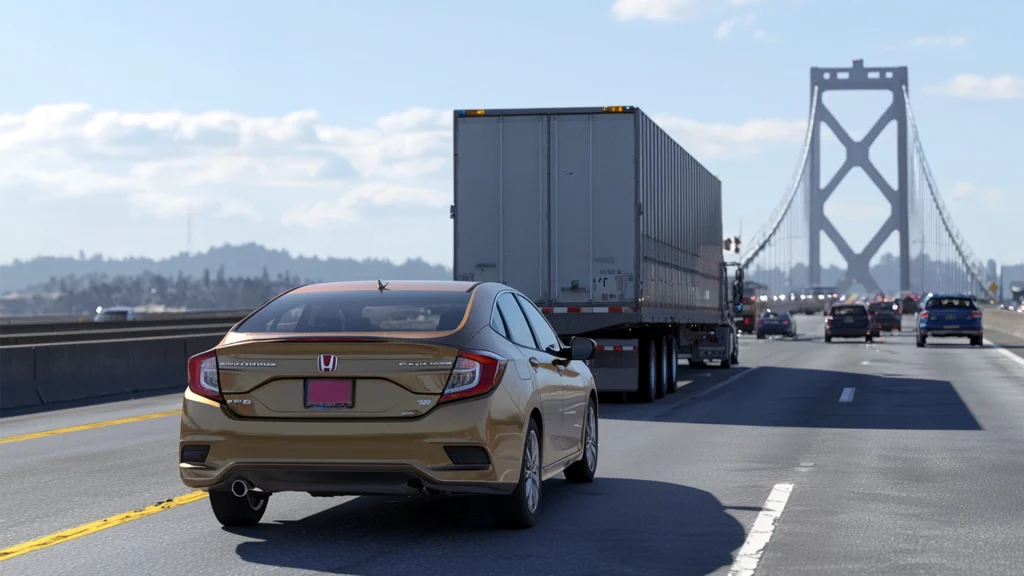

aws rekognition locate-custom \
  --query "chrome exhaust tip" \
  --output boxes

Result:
[231,479,252,498]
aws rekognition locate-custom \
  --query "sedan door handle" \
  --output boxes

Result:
[528,357,541,368]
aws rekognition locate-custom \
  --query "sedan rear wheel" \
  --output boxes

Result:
[492,418,542,529]
[209,491,269,527]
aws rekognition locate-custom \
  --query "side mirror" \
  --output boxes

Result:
[568,337,597,361]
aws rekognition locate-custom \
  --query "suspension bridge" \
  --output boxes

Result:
[736,59,996,304]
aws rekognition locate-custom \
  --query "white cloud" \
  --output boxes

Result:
[714,18,738,38]
[611,0,705,21]
[0,103,807,231]
[910,36,967,48]
[715,12,760,40]
[0,103,454,224]
[281,183,449,228]
[610,0,758,22]
[948,182,1006,203]
[653,115,807,157]
[925,75,1024,100]
[612,0,770,40]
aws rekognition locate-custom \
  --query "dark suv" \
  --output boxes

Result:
[868,301,901,333]
[825,304,874,343]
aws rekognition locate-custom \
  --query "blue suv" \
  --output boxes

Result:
[916,293,983,347]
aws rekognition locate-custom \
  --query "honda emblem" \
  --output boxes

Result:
[317,354,338,373]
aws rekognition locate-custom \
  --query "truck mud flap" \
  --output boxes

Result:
[589,338,641,393]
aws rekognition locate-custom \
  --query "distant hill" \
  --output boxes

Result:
[0,243,452,292]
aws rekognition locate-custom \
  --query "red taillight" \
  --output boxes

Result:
[783,320,789,325]
[439,350,507,404]
[744,318,750,324]
[970,311,981,319]
[825,315,832,325]
[920,311,929,319]
[187,349,222,402]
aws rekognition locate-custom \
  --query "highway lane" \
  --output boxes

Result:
[1,316,1022,575]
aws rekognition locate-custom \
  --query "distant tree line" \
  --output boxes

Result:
[0,267,315,317]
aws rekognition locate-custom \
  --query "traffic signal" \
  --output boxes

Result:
[733,236,741,254]
[723,237,733,252]
[732,277,744,313]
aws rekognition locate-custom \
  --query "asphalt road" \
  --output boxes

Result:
[2,316,1023,576]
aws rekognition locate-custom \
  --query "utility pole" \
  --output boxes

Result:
[998,264,1004,303]
[186,202,193,255]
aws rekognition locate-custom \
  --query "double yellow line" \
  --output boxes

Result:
[0,410,181,445]
[0,491,209,562]
[0,408,198,562]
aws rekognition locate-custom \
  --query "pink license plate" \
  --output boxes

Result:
[305,379,354,409]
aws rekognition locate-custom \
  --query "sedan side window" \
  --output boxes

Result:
[490,306,508,338]
[514,294,561,353]
[496,293,538,349]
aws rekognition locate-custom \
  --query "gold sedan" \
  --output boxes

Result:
[179,280,599,529]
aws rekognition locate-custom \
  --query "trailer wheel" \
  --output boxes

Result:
[665,336,679,394]
[654,336,668,399]
[633,338,657,403]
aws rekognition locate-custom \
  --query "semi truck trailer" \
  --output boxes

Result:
[450,105,739,403]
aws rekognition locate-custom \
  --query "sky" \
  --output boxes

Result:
[1,0,1021,272]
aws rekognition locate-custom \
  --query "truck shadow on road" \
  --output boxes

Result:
[227,478,748,576]
[604,366,982,431]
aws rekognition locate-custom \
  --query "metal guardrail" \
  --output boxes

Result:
[0,323,238,347]
[0,310,250,346]
[0,309,251,327]
[0,310,250,339]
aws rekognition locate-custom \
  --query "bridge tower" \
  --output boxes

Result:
[808,59,910,294]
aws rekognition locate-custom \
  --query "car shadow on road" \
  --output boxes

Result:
[599,366,755,410]
[608,366,982,431]
[227,478,748,576]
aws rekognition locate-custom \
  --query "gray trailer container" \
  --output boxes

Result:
[451,106,739,403]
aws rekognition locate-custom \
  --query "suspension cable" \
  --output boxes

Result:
[903,87,995,301]
[738,86,820,269]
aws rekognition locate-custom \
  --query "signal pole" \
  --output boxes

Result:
[186,202,193,255]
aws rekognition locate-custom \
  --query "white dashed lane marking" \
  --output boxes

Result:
[728,482,795,576]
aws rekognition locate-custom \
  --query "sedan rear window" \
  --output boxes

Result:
[235,290,472,333]
[925,297,976,310]
[831,306,867,316]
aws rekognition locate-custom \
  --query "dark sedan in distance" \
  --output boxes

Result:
[825,304,874,343]
[756,310,796,338]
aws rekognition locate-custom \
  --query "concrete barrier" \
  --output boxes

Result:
[0,323,236,346]
[0,347,40,410]
[986,309,1024,339]
[0,333,224,414]
[0,310,250,337]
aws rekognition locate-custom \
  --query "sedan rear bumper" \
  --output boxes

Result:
[920,328,982,338]
[826,327,872,338]
[757,325,794,335]
[178,387,526,496]
[190,463,518,496]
